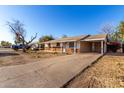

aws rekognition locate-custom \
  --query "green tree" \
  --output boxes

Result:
[117,21,124,43]
[1,41,12,47]
[39,35,55,42]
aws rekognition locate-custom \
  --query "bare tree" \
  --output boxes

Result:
[101,24,115,34]
[101,24,117,41]
[7,20,37,52]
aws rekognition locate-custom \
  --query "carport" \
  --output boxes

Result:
[80,34,107,54]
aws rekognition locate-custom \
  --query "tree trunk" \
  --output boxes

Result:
[23,47,26,52]
[22,41,26,53]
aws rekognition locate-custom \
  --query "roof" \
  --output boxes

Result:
[44,34,107,43]
[83,34,107,41]
[44,35,89,43]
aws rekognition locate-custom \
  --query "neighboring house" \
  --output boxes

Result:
[30,43,39,50]
[43,34,108,54]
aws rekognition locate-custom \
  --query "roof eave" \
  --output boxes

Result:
[44,40,77,44]
[82,38,106,41]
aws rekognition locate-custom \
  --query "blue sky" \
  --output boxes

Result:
[0,5,124,43]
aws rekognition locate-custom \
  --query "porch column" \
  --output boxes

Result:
[65,42,69,54]
[74,41,77,54]
[66,42,69,48]
[101,41,104,54]
[61,42,63,53]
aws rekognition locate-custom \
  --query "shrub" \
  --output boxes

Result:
[107,42,121,52]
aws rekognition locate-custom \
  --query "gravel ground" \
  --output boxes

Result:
[66,53,124,88]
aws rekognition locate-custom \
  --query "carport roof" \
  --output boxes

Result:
[44,35,89,43]
[83,34,107,41]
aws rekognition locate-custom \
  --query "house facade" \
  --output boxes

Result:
[43,34,107,54]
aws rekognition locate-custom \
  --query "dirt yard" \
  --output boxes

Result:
[66,53,124,88]
[0,48,65,67]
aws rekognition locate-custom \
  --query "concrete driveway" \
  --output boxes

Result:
[0,53,102,88]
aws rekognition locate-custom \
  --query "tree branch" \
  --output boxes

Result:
[26,33,37,45]
[8,23,16,34]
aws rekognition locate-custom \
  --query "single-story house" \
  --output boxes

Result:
[43,34,108,54]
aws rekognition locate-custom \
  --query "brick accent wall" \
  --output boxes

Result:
[44,47,62,53]
[66,48,74,55]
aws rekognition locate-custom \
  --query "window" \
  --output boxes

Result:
[69,42,74,48]
[56,43,60,47]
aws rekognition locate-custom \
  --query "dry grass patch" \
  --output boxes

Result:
[66,53,124,88]
[27,50,66,59]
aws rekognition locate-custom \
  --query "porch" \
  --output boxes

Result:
[44,34,107,54]
[44,41,79,54]
[44,40,106,54]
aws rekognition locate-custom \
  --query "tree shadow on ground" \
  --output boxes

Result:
[106,52,124,56]
[0,52,19,57]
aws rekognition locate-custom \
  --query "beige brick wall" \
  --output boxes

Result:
[94,42,101,53]
[80,42,92,53]
[80,41,101,53]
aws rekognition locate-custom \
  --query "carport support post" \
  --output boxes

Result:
[101,41,104,54]
[104,41,107,53]
[74,41,76,54]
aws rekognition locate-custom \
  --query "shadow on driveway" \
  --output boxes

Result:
[0,52,19,57]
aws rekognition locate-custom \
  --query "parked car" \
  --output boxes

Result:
[11,44,25,51]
